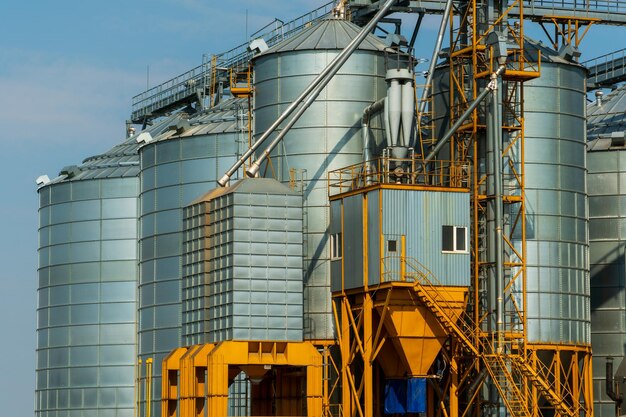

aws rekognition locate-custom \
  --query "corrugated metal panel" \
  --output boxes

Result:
[368,190,381,286]
[184,179,303,343]
[344,195,364,289]
[37,177,138,417]
[588,147,626,415]
[381,189,470,286]
[330,200,342,292]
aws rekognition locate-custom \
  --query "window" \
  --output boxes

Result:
[330,233,342,260]
[387,240,397,253]
[442,225,467,253]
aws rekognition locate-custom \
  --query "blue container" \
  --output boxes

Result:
[384,378,426,414]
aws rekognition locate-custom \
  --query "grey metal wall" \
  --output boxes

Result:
[588,147,626,417]
[432,42,589,345]
[380,189,470,285]
[183,178,303,343]
[36,130,149,417]
[587,85,626,417]
[253,19,387,340]
[137,100,245,413]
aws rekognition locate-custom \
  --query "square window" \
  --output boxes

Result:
[442,225,467,253]
[387,240,397,253]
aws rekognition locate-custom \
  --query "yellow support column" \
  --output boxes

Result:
[340,299,353,417]
[364,292,373,417]
[450,343,459,417]
[206,352,229,417]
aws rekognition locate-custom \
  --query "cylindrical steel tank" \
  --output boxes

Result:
[522,40,588,345]
[587,84,626,417]
[35,115,177,417]
[137,98,246,411]
[432,39,589,345]
[252,18,388,340]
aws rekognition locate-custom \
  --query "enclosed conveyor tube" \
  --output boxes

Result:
[217,0,399,185]
[422,65,506,165]
[416,0,453,133]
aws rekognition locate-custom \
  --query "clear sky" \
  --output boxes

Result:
[0,1,622,415]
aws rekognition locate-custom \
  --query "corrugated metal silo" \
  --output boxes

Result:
[252,18,388,340]
[587,84,626,417]
[432,39,589,346]
[36,115,177,417]
[137,98,247,412]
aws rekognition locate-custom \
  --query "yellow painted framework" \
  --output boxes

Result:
[448,1,593,417]
[161,341,324,417]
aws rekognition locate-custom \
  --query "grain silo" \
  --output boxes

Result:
[36,115,178,417]
[137,98,247,412]
[587,84,626,417]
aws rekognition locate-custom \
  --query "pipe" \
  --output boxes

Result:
[606,357,623,405]
[218,0,399,186]
[492,71,505,352]
[416,0,454,131]
[363,98,386,173]
[421,65,506,165]
[246,72,333,177]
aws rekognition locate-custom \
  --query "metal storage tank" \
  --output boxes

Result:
[137,98,247,412]
[252,18,388,340]
[587,84,626,417]
[36,115,178,417]
[432,39,589,344]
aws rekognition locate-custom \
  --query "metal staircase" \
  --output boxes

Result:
[585,47,626,89]
[404,257,578,417]
[482,354,531,417]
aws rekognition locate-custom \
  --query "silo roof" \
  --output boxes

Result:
[45,114,184,186]
[257,18,388,55]
[587,84,626,141]
[150,97,248,142]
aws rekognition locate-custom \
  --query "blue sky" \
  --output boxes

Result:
[0,1,622,415]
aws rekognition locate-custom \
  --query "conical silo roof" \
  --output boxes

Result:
[44,114,183,185]
[257,18,388,55]
[587,84,626,140]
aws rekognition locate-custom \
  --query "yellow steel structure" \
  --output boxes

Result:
[447,1,593,417]
[535,15,600,50]
[329,157,473,417]
[161,341,324,417]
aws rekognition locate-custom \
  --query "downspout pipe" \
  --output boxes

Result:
[415,0,454,134]
[606,357,623,407]
[492,70,505,353]
[218,0,399,186]
[421,65,506,165]
[362,98,386,183]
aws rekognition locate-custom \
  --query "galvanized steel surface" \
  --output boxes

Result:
[587,86,626,417]
[137,98,246,411]
[380,189,470,285]
[253,19,388,340]
[183,178,303,343]
[522,57,589,345]
[35,115,184,417]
